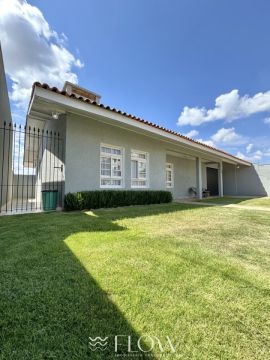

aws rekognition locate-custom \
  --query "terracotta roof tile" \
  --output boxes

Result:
[31,82,251,165]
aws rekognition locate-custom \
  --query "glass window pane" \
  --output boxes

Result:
[131,160,138,179]
[132,151,146,160]
[112,158,121,177]
[131,179,146,187]
[101,157,111,176]
[101,146,121,155]
[111,179,121,185]
[138,161,146,178]
[101,179,121,186]
[101,147,111,154]
[166,170,172,182]
[166,165,173,187]
[101,179,110,185]
[100,145,123,187]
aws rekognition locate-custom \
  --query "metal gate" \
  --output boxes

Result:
[0,122,64,215]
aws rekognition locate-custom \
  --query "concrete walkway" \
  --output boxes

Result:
[175,199,270,212]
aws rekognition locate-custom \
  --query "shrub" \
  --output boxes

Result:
[64,190,172,211]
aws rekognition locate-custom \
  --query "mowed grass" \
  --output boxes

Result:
[0,203,270,359]
[198,196,270,207]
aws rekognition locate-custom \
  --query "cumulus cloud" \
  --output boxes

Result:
[178,89,270,126]
[236,150,263,163]
[211,127,245,145]
[0,0,83,109]
[196,138,215,147]
[196,127,270,162]
[196,127,247,150]
[246,143,254,153]
[265,149,270,157]
[183,129,199,138]
[236,146,270,162]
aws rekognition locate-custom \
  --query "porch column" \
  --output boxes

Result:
[218,161,224,197]
[196,157,202,199]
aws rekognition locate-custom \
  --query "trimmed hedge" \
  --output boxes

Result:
[64,190,172,211]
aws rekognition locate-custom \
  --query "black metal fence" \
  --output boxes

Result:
[0,122,64,215]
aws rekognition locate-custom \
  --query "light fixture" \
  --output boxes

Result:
[52,111,60,120]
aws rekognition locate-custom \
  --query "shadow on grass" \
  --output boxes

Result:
[0,203,200,359]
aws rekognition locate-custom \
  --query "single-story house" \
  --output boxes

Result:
[23,81,269,208]
[1,35,269,215]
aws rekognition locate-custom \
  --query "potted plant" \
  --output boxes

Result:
[202,188,210,197]
[189,187,197,197]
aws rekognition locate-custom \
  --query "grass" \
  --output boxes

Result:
[197,196,270,207]
[1,203,270,359]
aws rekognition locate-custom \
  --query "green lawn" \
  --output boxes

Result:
[197,196,270,207]
[1,203,270,359]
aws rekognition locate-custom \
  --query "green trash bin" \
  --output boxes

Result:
[42,190,58,211]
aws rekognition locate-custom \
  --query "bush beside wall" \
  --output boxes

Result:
[64,190,172,211]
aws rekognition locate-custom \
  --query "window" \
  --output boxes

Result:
[100,144,123,188]
[166,163,174,188]
[131,150,149,188]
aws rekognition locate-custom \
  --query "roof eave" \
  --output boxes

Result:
[28,83,252,167]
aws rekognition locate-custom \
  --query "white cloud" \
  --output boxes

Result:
[197,138,215,147]
[264,117,270,125]
[196,127,246,149]
[196,129,270,162]
[211,127,242,144]
[236,150,263,163]
[178,89,270,126]
[261,148,270,158]
[183,129,199,138]
[246,143,253,153]
[0,0,83,109]
[236,146,270,162]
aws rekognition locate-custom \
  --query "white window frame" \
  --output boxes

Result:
[131,149,149,188]
[166,162,174,188]
[100,143,124,188]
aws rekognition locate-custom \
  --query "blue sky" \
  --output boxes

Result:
[1,0,270,162]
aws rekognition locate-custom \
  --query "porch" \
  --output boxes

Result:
[166,151,225,199]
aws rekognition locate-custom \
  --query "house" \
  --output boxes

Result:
[0,41,269,214]
[24,81,269,210]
